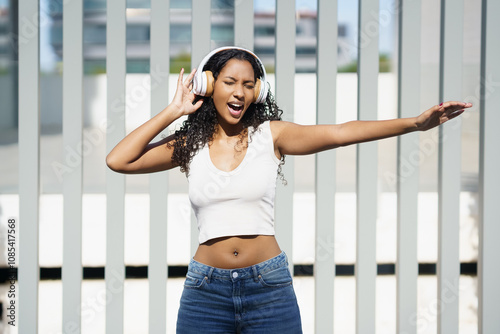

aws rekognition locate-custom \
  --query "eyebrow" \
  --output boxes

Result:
[223,76,255,84]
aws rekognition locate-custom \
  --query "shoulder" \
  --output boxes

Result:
[269,120,285,137]
[269,120,299,143]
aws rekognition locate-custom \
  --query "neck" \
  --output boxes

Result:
[215,116,245,139]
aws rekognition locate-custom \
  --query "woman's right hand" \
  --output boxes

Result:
[171,68,204,116]
[106,67,202,174]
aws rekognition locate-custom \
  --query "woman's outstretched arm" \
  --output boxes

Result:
[271,101,472,157]
[106,68,203,174]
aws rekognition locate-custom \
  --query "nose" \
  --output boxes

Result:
[233,84,244,99]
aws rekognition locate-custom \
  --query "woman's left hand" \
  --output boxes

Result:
[415,101,472,131]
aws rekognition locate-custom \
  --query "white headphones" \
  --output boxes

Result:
[192,46,269,104]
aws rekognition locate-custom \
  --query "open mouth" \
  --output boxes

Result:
[227,103,244,117]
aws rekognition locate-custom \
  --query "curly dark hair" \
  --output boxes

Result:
[169,48,286,182]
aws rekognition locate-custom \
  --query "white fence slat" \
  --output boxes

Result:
[106,1,127,333]
[234,0,254,50]
[314,0,337,332]
[274,0,296,271]
[437,1,463,332]
[191,0,212,68]
[479,0,500,332]
[396,1,420,333]
[149,1,170,333]
[356,0,379,333]
[18,1,40,333]
[62,0,84,333]
[190,0,212,257]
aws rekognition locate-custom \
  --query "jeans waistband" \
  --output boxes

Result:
[187,251,288,281]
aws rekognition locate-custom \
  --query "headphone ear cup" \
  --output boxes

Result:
[254,79,262,102]
[204,71,215,96]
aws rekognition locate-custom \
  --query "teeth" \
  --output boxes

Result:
[229,103,243,110]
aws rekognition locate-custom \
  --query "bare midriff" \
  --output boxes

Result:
[193,235,282,269]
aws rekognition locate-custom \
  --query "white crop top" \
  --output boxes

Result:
[187,121,281,244]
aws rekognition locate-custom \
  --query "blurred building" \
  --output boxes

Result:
[0,8,12,69]
[46,0,351,74]
[0,5,17,130]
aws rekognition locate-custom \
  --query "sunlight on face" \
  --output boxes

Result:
[212,59,256,127]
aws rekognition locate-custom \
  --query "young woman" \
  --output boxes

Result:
[106,47,471,333]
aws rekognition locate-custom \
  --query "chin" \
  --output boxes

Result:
[227,117,244,125]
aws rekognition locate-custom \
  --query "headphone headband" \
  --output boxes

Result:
[192,46,269,104]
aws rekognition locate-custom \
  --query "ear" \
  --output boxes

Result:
[254,79,261,102]
[204,71,215,96]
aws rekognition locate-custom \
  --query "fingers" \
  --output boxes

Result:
[435,102,472,122]
[184,68,197,87]
[438,101,471,124]
[447,109,465,120]
[193,99,203,110]
[177,67,185,86]
[438,101,473,110]
[182,96,204,116]
[176,68,198,90]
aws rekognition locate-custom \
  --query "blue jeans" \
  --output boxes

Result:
[176,251,303,333]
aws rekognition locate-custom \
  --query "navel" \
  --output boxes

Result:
[233,249,239,256]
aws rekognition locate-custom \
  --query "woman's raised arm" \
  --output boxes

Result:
[105,68,203,174]
[271,101,472,157]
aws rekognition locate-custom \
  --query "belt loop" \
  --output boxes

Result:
[206,267,214,283]
[252,265,259,282]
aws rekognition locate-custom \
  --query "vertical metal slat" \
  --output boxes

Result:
[62,0,84,333]
[437,1,463,332]
[190,0,212,257]
[274,0,296,272]
[18,0,40,333]
[149,0,170,333]
[315,0,337,332]
[356,0,379,333]
[106,1,127,333]
[396,1,420,333]
[191,0,212,67]
[478,0,500,332]
[234,0,254,50]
